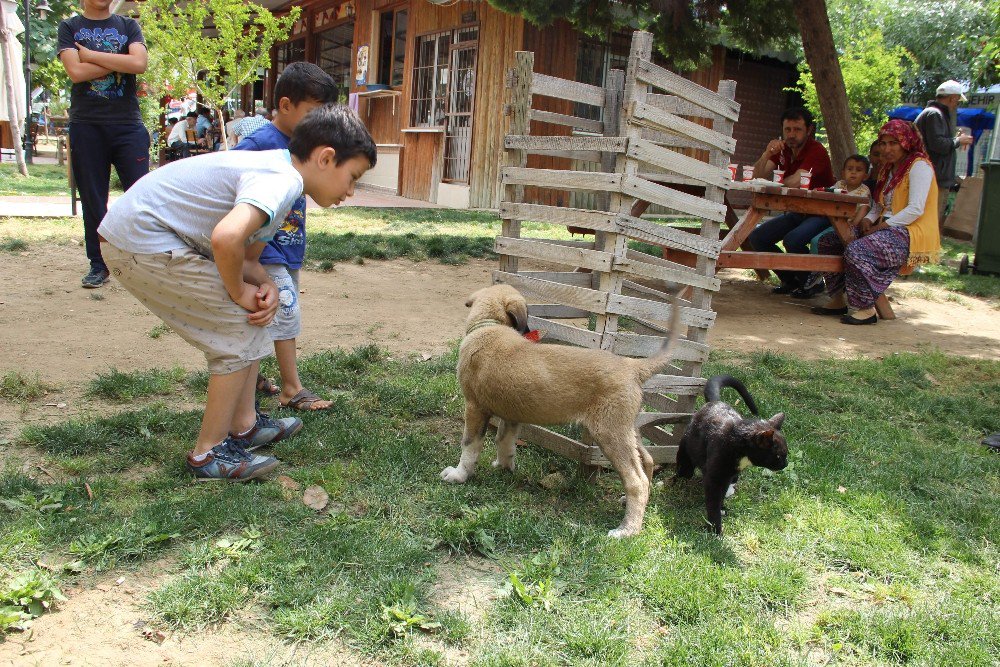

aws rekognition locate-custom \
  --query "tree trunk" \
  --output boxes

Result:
[0,6,28,176]
[792,0,855,171]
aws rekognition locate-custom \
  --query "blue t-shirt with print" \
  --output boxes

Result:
[57,14,144,124]
[232,124,306,269]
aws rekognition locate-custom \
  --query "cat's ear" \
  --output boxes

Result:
[757,428,775,447]
[768,413,785,429]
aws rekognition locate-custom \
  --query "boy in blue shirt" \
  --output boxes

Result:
[234,62,338,411]
[98,105,376,480]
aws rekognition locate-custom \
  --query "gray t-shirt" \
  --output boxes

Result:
[99,149,302,258]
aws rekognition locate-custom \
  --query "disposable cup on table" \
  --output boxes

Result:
[773,169,785,184]
[742,166,754,182]
[727,163,738,180]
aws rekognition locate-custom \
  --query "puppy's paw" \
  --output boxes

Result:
[440,466,469,484]
[725,483,737,499]
[618,494,627,507]
[607,525,639,539]
[491,458,516,471]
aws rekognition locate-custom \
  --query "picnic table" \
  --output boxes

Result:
[628,180,893,320]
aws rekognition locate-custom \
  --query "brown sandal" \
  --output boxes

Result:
[280,388,333,411]
[255,373,280,396]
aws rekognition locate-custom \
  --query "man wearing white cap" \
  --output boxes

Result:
[914,80,974,230]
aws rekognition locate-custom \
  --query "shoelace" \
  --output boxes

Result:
[221,438,255,462]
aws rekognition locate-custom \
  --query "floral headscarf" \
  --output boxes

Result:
[874,119,929,203]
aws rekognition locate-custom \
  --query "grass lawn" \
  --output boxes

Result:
[1,346,998,665]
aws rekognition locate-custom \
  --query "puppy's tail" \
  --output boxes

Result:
[631,294,682,383]
[704,375,759,416]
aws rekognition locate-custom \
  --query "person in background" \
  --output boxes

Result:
[57,0,149,289]
[748,107,836,296]
[167,111,205,158]
[914,80,974,231]
[226,109,246,147]
[864,140,881,193]
[195,107,213,139]
[235,107,270,143]
[812,120,939,325]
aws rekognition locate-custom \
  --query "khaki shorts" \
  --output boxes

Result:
[102,242,272,375]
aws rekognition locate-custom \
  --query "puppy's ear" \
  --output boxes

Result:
[464,289,481,308]
[506,305,529,334]
[768,412,785,429]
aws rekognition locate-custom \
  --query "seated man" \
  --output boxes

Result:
[167,111,206,158]
[748,107,836,297]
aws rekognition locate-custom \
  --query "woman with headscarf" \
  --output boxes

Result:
[812,120,940,325]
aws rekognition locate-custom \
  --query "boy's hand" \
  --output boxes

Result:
[249,282,279,326]
[74,42,95,63]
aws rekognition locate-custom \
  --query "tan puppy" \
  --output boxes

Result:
[441,284,680,538]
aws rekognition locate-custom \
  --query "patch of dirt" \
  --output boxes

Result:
[0,566,376,667]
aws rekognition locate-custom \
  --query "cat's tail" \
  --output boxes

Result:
[704,375,759,416]
[631,294,682,383]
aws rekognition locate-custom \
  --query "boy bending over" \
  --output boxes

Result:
[98,105,376,480]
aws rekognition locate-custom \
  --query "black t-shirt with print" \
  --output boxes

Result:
[57,14,145,124]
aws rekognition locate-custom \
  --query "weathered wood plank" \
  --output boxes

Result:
[502,167,623,193]
[517,423,590,462]
[513,271,595,287]
[617,254,722,291]
[642,373,707,395]
[633,57,740,121]
[530,72,606,108]
[527,304,592,319]
[607,293,716,329]
[616,213,722,258]
[527,316,601,348]
[499,202,620,233]
[504,135,628,153]
[495,236,615,272]
[646,93,725,122]
[629,101,737,154]
[500,51,533,275]
[529,109,603,134]
[609,331,710,363]
[635,412,691,428]
[494,270,608,314]
[622,176,727,222]
[628,137,730,189]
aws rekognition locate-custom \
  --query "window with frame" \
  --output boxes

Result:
[574,32,629,122]
[275,38,306,77]
[376,8,408,87]
[315,22,355,104]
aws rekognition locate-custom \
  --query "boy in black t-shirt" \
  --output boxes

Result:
[57,0,150,288]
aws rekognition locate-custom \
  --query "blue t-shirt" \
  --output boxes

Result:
[232,124,305,269]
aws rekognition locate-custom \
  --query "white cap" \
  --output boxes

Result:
[936,80,967,102]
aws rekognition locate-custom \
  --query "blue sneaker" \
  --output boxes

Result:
[234,410,303,452]
[187,437,278,481]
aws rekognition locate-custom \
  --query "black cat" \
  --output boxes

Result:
[674,375,788,535]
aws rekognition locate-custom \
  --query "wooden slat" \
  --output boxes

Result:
[531,72,606,107]
[621,279,693,307]
[641,424,683,453]
[622,176,727,222]
[635,173,706,189]
[643,391,684,413]
[502,167,622,193]
[609,331,710,363]
[635,412,691,428]
[617,254,721,292]
[642,374,707,395]
[517,423,591,462]
[607,293,716,329]
[494,270,608,314]
[628,137,730,189]
[528,304,591,319]
[629,101,737,154]
[495,237,614,272]
[529,109,603,134]
[504,135,628,153]
[646,93,725,122]
[633,57,740,121]
[514,271,595,287]
[499,202,619,233]
[716,251,845,271]
[532,149,604,163]
[527,316,601,348]
[617,213,722,258]
[640,129,712,151]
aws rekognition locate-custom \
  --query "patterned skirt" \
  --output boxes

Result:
[818,226,910,309]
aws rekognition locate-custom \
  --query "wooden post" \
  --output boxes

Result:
[0,6,28,176]
[499,52,533,276]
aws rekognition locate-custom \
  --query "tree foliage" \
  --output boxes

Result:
[967,0,1000,89]
[826,0,996,101]
[795,31,913,152]
[136,0,299,146]
[487,0,799,71]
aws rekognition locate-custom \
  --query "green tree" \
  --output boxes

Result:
[795,31,913,154]
[136,0,300,149]
[967,0,1000,89]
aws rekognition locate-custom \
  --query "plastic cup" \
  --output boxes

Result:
[773,169,785,184]
[742,166,754,182]
[800,172,812,189]
[727,163,738,180]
